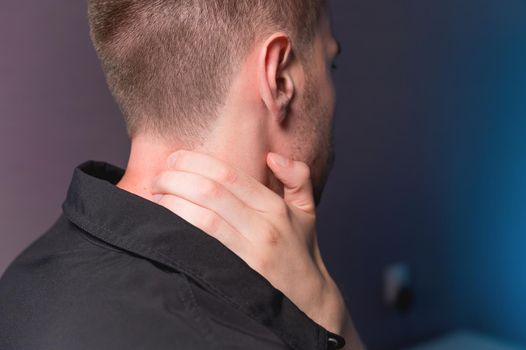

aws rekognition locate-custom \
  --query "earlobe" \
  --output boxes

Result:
[258,33,296,124]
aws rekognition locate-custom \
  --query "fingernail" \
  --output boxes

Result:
[270,153,290,167]
[167,153,177,168]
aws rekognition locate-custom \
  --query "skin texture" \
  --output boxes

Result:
[116,9,364,350]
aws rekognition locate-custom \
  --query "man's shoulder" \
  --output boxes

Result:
[0,214,288,350]
[0,214,213,350]
[0,213,144,292]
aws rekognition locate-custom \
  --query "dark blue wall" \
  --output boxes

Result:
[317,0,526,349]
[440,0,526,343]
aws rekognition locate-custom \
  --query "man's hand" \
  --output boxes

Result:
[151,150,363,349]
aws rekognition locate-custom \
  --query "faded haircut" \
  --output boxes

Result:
[88,0,327,145]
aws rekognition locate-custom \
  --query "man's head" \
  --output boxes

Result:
[89,0,340,205]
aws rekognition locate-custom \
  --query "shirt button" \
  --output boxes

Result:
[327,331,346,349]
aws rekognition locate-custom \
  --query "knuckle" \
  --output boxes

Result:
[201,212,220,234]
[199,180,223,200]
[217,167,238,185]
[262,224,281,246]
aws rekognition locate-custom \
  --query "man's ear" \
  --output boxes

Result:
[258,33,295,124]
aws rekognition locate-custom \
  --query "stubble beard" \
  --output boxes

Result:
[309,104,335,207]
[290,75,335,207]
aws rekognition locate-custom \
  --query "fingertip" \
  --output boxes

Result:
[152,194,163,203]
[166,149,188,169]
[266,156,281,177]
[266,153,276,169]
[267,152,290,168]
[151,173,164,192]
[166,151,180,168]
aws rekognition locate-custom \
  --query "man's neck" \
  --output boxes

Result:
[115,136,179,202]
[115,133,283,204]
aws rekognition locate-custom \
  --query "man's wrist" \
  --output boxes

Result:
[313,278,365,350]
[316,278,348,334]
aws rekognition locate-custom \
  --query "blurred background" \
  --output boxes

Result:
[1,0,525,349]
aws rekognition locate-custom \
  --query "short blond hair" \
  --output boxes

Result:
[88,0,326,144]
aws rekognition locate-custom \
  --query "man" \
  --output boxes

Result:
[0,1,364,349]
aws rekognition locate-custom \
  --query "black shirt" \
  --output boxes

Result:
[0,161,345,350]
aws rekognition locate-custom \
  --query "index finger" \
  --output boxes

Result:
[166,150,283,213]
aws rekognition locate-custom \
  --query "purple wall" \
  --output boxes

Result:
[0,1,129,274]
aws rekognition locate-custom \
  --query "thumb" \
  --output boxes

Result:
[267,152,315,214]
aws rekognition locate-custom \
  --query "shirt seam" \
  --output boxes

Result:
[73,226,129,255]
[178,273,220,350]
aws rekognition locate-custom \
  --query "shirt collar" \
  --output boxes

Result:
[61,160,333,350]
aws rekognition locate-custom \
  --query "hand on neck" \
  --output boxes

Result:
[116,47,289,204]
[115,117,282,204]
